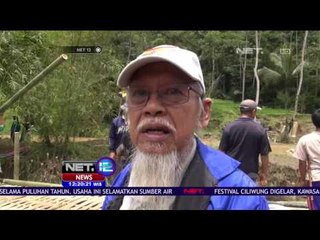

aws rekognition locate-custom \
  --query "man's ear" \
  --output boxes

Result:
[199,98,212,128]
[251,109,257,118]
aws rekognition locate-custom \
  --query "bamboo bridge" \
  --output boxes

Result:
[0,179,104,210]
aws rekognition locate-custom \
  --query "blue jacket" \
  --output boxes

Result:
[109,116,127,152]
[102,138,269,210]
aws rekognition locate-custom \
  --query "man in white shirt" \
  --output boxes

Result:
[294,108,320,210]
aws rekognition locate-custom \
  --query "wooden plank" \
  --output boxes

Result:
[0,195,105,210]
[0,183,105,210]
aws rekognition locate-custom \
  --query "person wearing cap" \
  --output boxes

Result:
[115,103,133,173]
[219,99,271,185]
[102,45,268,210]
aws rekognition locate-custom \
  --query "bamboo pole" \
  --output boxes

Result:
[13,132,20,180]
[254,31,260,105]
[0,54,68,113]
[0,178,61,187]
[293,31,308,120]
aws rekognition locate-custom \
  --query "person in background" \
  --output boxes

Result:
[108,104,128,160]
[20,120,32,143]
[115,105,133,169]
[294,108,320,210]
[219,99,271,186]
[10,116,21,144]
[0,112,5,133]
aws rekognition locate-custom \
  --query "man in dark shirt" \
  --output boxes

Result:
[219,99,270,185]
[116,128,133,168]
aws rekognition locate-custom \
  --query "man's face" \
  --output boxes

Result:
[127,62,211,154]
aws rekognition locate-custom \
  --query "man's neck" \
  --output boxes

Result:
[239,114,253,119]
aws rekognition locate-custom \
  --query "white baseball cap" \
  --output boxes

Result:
[117,45,205,93]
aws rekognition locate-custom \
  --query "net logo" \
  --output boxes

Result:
[63,162,96,173]
[96,157,116,177]
[236,47,263,55]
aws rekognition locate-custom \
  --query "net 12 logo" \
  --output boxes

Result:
[62,157,116,188]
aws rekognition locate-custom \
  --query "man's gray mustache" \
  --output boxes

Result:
[136,118,176,133]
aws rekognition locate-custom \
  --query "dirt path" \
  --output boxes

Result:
[271,143,296,154]
[269,143,297,168]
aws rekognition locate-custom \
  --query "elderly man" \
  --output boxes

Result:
[102,45,268,210]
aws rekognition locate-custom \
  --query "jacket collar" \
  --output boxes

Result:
[195,137,240,181]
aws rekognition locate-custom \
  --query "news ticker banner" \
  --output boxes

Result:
[1,187,320,196]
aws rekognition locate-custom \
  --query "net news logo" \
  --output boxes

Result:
[96,157,116,177]
[61,158,116,188]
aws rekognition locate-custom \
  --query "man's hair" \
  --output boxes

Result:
[194,97,205,133]
[240,108,255,114]
[193,82,205,99]
[311,108,320,128]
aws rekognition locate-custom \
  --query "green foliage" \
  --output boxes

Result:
[0,31,50,96]
[1,31,124,148]
[211,99,240,129]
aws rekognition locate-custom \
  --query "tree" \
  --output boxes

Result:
[293,31,309,119]
[241,32,248,101]
[254,31,261,105]
[200,31,247,99]
[258,51,301,109]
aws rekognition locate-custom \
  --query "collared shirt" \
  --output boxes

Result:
[219,117,271,174]
[294,131,320,181]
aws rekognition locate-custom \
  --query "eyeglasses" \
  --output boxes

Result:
[126,82,204,109]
